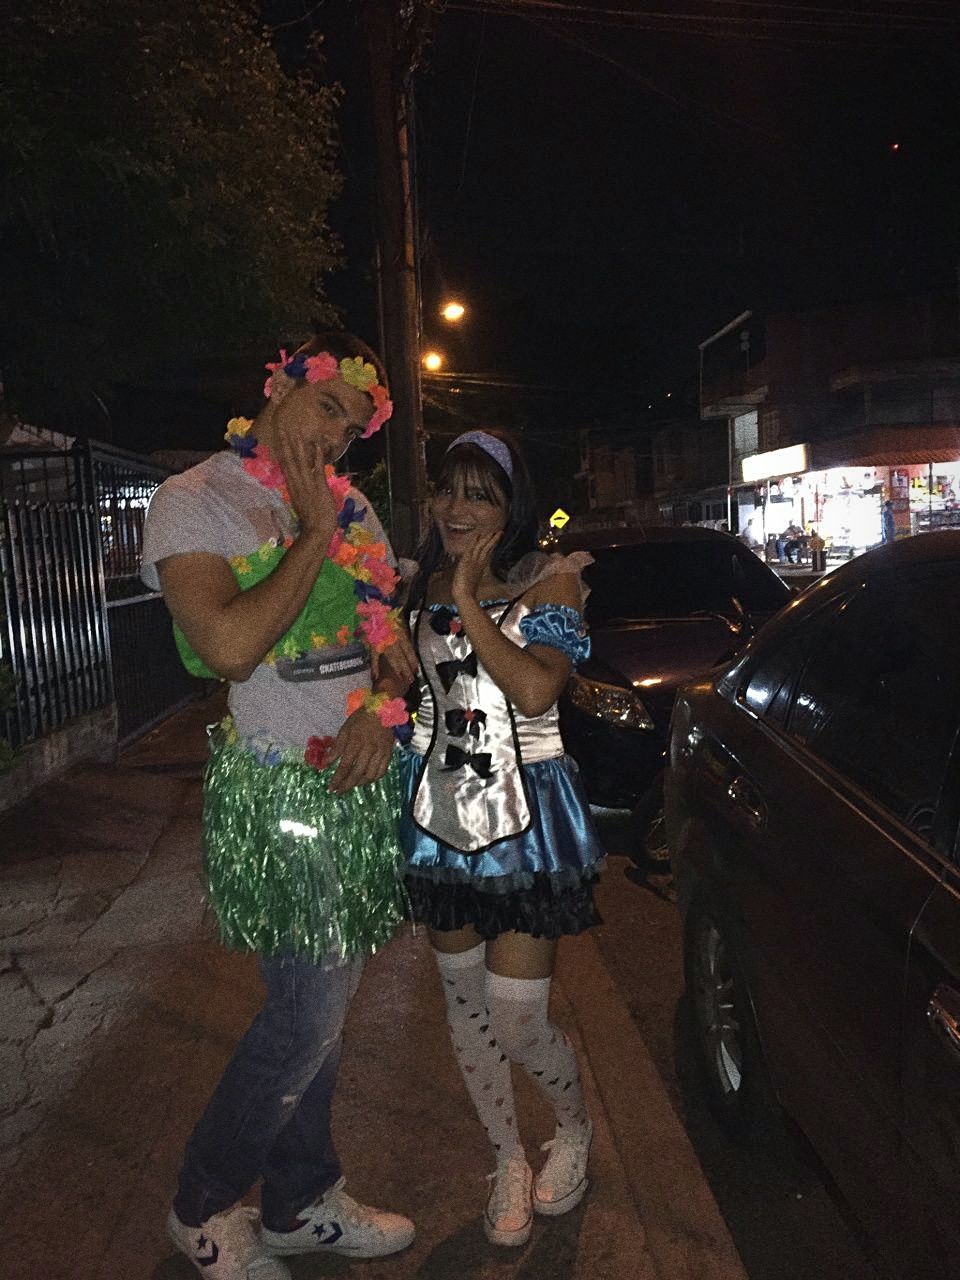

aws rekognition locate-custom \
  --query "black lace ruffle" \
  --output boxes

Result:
[405,867,601,939]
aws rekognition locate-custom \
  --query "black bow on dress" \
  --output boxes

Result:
[442,744,494,777]
[429,606,460,636]
[445,708,487,739]
[436,652,478,693]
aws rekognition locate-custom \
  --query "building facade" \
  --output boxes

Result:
[700,291,960,557]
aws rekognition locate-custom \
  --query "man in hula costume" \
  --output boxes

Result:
[141,333,416,1280]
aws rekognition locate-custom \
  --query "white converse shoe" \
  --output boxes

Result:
[166,1206,291,1279]
[484,1150,534,1247]
[259,1177,415,1258]
[533,1119,593,1216]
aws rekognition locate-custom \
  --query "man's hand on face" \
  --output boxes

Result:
[274,425,338,536]
[326,709,394,794]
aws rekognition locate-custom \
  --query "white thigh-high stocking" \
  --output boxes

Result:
[434,945,522,1159]
[485,972,589,1136]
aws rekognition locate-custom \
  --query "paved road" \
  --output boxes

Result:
[590,844,879,1280]
[1,700,750,1280]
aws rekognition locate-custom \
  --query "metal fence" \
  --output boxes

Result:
[89,442,172,590]
[0,440,204,752]
[0,494,112,749]
[107,593,201,742]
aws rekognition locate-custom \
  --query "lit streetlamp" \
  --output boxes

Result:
[422,350,444,372]
[441,300,466,323]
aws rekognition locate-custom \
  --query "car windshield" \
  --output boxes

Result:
[582,542,788,623]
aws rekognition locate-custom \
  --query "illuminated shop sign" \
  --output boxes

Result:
[741,444,810,484]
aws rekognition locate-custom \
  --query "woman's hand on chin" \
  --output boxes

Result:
[451,531,499,605]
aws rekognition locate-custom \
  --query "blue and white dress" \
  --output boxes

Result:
[399,553,605,939]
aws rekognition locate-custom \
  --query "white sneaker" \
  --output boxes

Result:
[533,1119,593,1216]
[259,1177,415,1258]
[166,1206,291,1279]
[484,1150,533,1247]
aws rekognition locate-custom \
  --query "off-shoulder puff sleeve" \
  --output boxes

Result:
[506,550,593,607]
[510,551,593,665]
[519,604,590,665]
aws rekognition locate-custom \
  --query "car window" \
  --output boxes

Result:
[785,574,960,840]
[732,549,792,612]
[740,598,847,723]
[583,542,785,623]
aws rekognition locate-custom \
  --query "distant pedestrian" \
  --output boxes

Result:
[882,499,896,544]
[780,522,803,564]
[142,333,416,1280]
[399,430,603,1247]
[809,528,826,572]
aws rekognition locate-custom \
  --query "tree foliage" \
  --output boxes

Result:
[0,0,343,426]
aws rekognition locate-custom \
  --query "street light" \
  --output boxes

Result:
[422,350,444,372]
[441,300,466,323]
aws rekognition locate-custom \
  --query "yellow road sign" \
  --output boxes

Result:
[549,508,570,529]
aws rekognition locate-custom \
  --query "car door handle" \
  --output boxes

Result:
[927,985,960,1059]
[727,775,765,829]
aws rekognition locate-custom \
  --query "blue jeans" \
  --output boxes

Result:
[173,953,364,1230]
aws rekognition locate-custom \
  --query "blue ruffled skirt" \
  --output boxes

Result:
[398,749,604,938]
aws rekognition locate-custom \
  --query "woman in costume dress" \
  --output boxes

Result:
[399,429,604,1247]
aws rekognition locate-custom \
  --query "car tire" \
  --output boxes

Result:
[682,894,785,1147]
[630,778,670,870]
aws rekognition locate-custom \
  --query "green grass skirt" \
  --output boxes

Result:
[202,728,405,960]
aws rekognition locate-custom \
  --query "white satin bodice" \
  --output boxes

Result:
[408,598,564,853]
[410,600,565,764]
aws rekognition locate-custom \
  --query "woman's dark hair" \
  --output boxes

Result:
[410,429,538,606]
[294,330,388,389]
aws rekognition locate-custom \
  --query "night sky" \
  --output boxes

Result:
[291,0,960,404]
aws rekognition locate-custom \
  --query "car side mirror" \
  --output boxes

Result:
[730,595,755,637]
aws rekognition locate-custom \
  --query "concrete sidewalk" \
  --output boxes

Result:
[0,696,746,1280]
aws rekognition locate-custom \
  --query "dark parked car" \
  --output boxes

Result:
[667,530,960,1280]
[558,526,790,861]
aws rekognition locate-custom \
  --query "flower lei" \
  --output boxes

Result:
[225,417,402,658]
[223,418,410,769]
[263,349,393,437]
[346,688,410,726]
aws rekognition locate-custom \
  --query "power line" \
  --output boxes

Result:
[444,4,897,51]
[456,0,488,199]
[465,0,960,28]
[516,12,789,141]
[447,9,873,55]
[696,0,959,18]
[423,371,570,393]
[449,0,960,36]
[264,0,329,32]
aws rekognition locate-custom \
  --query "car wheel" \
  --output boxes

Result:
[630,780,670,869]
[683,895,783,1144]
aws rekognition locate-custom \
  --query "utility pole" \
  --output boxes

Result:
[699,310,753,535]
[364,0,429,556]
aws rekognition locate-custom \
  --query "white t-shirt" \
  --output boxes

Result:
[141,450,396,748]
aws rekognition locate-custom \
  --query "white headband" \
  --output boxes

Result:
[446,431,514,478]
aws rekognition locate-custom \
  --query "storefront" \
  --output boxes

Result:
[739,439,960,562]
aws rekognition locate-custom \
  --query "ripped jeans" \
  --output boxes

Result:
[173,953,364,1231]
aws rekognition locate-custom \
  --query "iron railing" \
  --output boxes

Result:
[107,593,201,743]
[0,491,111,750]
[89,442,173,589]
[0,440,204,752]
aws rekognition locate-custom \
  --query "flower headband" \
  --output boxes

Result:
[446,430,514,479]
[264,349,393,438]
